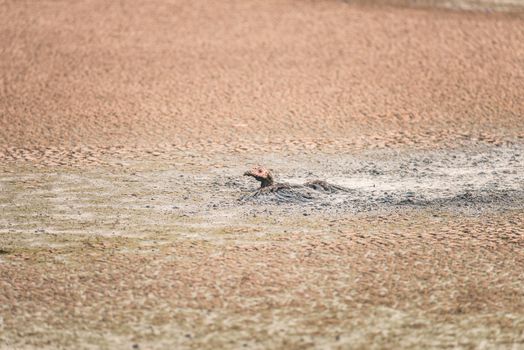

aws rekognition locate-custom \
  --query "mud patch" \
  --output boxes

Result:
[232,144,524,215]
[2,144,523,240]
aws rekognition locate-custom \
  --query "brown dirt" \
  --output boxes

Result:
[1,0,524,165]
[1,0,524,349]
[1,201,523,348]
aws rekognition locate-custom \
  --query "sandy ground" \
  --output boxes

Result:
[1,0,524,349]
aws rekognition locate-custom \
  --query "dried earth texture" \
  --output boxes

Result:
[1,0,524,349]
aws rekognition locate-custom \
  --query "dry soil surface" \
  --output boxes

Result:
[1,0,524,349]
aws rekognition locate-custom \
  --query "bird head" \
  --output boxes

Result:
[244,165,274,188]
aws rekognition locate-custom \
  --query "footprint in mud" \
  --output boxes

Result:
[241,165,349,203]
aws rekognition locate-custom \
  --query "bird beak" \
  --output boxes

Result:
[243,171,251,176]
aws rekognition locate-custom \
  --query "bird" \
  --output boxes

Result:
[242,165,348,202]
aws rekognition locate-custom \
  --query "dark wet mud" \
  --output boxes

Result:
[227,144,524,214]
